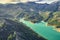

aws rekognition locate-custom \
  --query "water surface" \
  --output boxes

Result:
[20,19,60,40]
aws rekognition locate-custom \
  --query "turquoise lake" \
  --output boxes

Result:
[20,19,60,40]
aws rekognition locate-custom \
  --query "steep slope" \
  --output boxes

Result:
[0,1,60,29]
[0,18,46,40]
[0,1,60,17]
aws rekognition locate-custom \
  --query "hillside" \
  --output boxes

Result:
[0,1,60,39]
[0,18,46,40]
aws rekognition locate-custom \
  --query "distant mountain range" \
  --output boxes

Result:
[0,1,60,27]
[0,1,60,20]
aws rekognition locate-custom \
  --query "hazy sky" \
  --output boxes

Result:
[0,0,59,4]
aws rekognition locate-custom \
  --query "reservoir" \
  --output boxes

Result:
[20,19,60,40]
